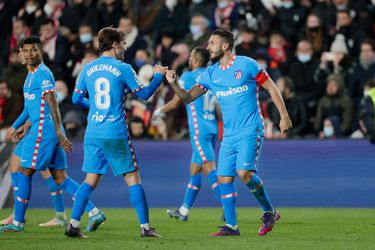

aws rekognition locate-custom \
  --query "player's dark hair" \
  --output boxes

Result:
[98,27,126,53]
[194,47,210,67]
[211,29,234,50]
[22,36,42,49]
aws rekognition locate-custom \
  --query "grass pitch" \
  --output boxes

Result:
[0,208,374,250]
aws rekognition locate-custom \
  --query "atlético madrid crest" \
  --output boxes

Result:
[234,70,242,79]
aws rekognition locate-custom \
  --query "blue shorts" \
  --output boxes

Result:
[82,138,139,176]
[20,138,67,171]
[14,138,26,158]
[217,132,264,176]
[190,133,217,165]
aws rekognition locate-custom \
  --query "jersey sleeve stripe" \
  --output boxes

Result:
[74,88,87,94]
[132,85,145,93]
[195,83,207,92]
[254,70,269,86]
[42,89,55,95]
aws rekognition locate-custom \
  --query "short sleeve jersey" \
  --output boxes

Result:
[196,55,269,137]
[179,68,218,136]
[75,56,146,139]
[23,63,58,139]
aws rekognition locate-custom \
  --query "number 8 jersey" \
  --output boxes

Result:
[75,56,145,139]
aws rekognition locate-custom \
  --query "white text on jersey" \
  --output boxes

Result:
[215,85,249,98]
[87,64,121,77]
[24,92,35,100]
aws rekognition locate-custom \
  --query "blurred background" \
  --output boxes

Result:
[0,0,374,209]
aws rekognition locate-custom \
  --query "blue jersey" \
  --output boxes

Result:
[75,56,146,139]
[23,63,58,140]
[179,68,218,136]
[196,55,269,137]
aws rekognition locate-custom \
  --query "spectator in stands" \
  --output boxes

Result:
[1,18,30,66]
[315,34,351,85]
[152,0,189,47]
[39,18,71,77]
[276,0,306,46]
[267,31,288,74]
[154,31,178,69]
[72,48,98,79]
[0,79,23,139]
[254,52,281,82]
[182,14,211,51]
[43,0,65,24]
[289,40,322,120]
[319,115,342,139]
[311,0,336,32]
[348,39,375,113]
[268,77,308,138]
[170,43,190,75]
[189,0,215,18]
[62,110,86,140]
[17,0,44,33]
[211,0,238,30]
[315,74,353,136]
[118,16,148,66]
[235,24,262,59]
[358,79,375,143]
[59,0,98,35]
[300,13,329,56]
[334,9,367,57]
[71,22,95,64]
[126,0,164,34]
[133,49,153,73]
[129,116,151,140]
[98,0,126,31]
[3,48,27,95]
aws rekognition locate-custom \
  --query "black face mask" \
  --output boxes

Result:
[308,27,320,33]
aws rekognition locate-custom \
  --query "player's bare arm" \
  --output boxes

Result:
[262,78,293,134]
[12,121,31,142]
[44,92,73,152]
[166,70,204,103]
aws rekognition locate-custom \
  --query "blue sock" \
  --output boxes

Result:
[45,177,65,213]
[10,172,19,201]
[207,170,221,203]
[182,175,202,209]
[129,184,149,224]
[14,173,32,223]
[246,174,273,212]
[220,182,237,227]
[71,183,94,221]
[60,177,95,214]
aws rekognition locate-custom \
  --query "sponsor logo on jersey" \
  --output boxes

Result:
[42,79,53,89]
[24,92,35,100]
[91,112,116,122]
[215,85,248,98]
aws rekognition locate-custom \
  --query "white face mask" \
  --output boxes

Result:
[297,53,312,63]
[193,0,204,3]
[165,0,177,10]
[363,90,370,96]
[190,24,202,36]
[282,1,294,9]
[25,4,37,14]
[56,91,66,103]
[44,4,53,16]
[218,0,229,9]
[323,127,334,137]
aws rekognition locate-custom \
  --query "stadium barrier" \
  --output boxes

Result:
[3,140,375,208]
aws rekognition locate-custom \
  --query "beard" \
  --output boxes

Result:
[210,50,224,62]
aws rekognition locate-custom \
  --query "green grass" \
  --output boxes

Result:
[0,208,374,250]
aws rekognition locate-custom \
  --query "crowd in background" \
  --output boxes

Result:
[0,0,374,141]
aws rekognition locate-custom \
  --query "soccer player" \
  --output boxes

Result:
[66,27,166,238]
[1,48,67,228]
[0,36,105,233]
[165,29,293,236]
[153,48,222,221]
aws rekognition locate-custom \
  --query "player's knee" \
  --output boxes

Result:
[237,170,254,183]
[21,167,35,176]
[124,171,141,186]
[218,176,234,183]
[202,161,216,175]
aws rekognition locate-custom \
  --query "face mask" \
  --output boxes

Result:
[323,127,334,137]
[25,4,37,14]
[190,24,202,36]
[336,4,347,10]
[218,0,229,9]
[363,90,370,96]
[165,0,177,10]
[56,91,66,103]
[282,1,294,9]
[134,59,146,68]
[192,0,204,3]
[308,27,319,32]
[79,33,93,44]
[359,57,375,70]
[44,4,53,16]
[297,53,312,63]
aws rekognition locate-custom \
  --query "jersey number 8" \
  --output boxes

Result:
[95,77,111,110]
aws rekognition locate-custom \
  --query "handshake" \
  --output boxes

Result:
[153,65,178,84]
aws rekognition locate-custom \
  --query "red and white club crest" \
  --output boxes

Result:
[234,70,242,80]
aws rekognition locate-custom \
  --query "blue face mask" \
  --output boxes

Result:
[190,24,202,36]
[56,91,66,103]
[79,33,93,44]
[323,127,334,138]
[282,1,294,9]
[134,59,146,68]
[297,53,312,63]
